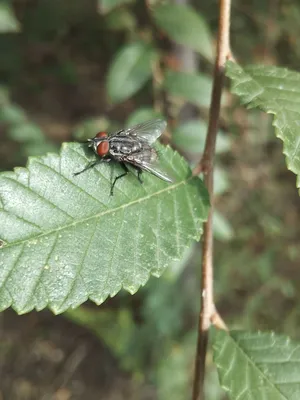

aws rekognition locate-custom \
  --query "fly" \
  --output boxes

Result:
[74,119,173,195]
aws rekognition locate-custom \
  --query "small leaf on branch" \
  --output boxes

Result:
[213,330,300,400]
[226,61,300,193]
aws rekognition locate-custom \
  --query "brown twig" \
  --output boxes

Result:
[192,1,231,399]
[151,59,164,114]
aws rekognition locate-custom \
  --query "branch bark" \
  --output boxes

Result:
[192,1,231,399]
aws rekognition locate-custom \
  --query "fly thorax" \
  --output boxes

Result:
[110,136,143,155]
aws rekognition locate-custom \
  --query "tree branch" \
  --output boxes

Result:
[192,1,231,399]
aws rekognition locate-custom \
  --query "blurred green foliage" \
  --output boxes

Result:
[1,0,300,399]
[0,0,20,32]
[107,41,158,103]
[152,3,213,60]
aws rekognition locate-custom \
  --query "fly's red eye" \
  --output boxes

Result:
[94,131,109,156]
[97,141,109,156]
[95,131,107,139]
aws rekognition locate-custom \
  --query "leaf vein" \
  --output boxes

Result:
[23,231,59,310]
[58,219,99,309]
[172,191,181,257]
[0,209,42,231]
[103,208,126,296]
[36,157,109,209]
[183,183,198,232]
[4,178,192,249]
[2,176,74,221]
[71,147,132,200]
[0,243,25,299]
[133,205,142,282]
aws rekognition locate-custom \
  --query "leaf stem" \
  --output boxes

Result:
[192,1,231,399]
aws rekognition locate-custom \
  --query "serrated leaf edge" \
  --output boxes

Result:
[226,61,300,190]
[0,142,209,314]
[213,330,296,400]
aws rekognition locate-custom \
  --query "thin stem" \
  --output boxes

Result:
[192,1,231,399]
[151,59,164,114]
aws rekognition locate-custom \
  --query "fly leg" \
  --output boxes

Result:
[130,165,143,184]
[137,168,143,184]
[73,160,99,176]
[110,162,129,196]
[74,158,110,177]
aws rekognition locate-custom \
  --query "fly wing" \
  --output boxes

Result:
[137,160,173,183]
[125,148,173,183]
[120,119,167,145]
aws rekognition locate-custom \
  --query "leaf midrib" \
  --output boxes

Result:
[223,335,289,400]
[2,177,194,250]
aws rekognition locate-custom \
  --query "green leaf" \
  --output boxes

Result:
[0,2,20,33]
[226,61,300,193]
[0,86,10,104]
[107,42,157,104]
[126,107,163,127]
[66,306,136,370]
[213,330,300,400]
[0,143,209,314]
[152,4,213,61]
[9,123,45,143]
[105,8,136,31]
[0,104,27,125]
[98,0,133,14]
[213,210,233,241]
[157,333,198,400]
[8,121,57,157]
[214,167,230,195]
[22,142,58,157]
[163,70,212,108]
[1,89,56,157]
[73,117,111,141]
[172,120,230,154]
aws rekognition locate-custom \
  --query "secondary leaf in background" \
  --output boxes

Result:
[107,42,157,104]
[97,0,134,14]
[213,210,234,241]
[226,61,300,193]
[213,330,300,400]
[152,4,213,61]
[157,333,198,400]
[105,8,136,31]
[0,1,20,32]
[1,92,57,157]
[172,119,231,154]
[214,167,230,195]
[0,103,27,125]
[157,332,224,400]
[67,306,137,371]
[163,70,213,108]
[126,107,163,127]
[73,116,111,141]
[9,123,45,143]
[0,143,209,314]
